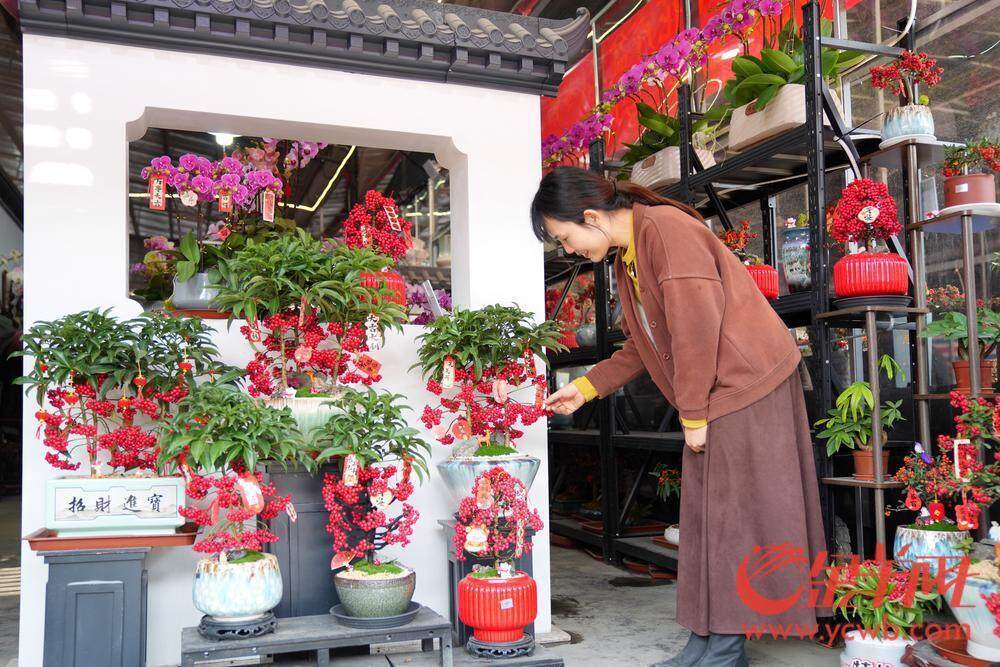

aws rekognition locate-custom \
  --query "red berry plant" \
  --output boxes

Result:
[342,190,413,263]
[869,50,942,106]
[831,178,901,251]
[314,389,430,575]
[213,229,407,398]
[943,138,1000,178]
[17,310,226,476]
[158,384,303,558]
[414,305,565,456]
[717,219,764,265]
[453,467,543,576]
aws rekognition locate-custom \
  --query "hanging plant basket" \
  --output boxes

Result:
[745,264,779,300]
[833,252,909,299]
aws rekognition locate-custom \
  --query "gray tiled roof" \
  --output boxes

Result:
[19,0,590,95]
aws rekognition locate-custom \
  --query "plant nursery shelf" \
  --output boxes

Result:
[550,517,603,548]
[613,536,678,571]
[914,392,996,401]
[863,137,954,172]
[816,305,929,325]
[770,292,814,326]
[547,347,600,368]
[905,209,1000,233]
[548,429,600,447]
[613,431,686,452]
[820,476,903,489]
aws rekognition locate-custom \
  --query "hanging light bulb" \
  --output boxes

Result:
[211,132,238,147]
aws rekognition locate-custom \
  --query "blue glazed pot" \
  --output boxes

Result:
[437,455,541,503]
[780,227,811,293]
[945,576,1000,661]
[893,526,969,577]
[881,104,935,143]
[193,553,284,621]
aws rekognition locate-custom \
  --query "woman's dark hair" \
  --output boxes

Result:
[530,166,702,242]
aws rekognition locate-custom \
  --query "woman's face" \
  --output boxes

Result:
[544,210,612,262]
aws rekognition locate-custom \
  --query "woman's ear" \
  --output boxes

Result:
[582,208,603,227]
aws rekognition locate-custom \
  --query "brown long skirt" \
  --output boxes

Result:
[675,370,829,635]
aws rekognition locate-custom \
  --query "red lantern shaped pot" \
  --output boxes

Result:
[361,270,407,307]
[833,252,909,298]
[745,264,779,300]
[458,572,538,643]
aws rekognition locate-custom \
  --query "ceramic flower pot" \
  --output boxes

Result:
[881,104,935,143]
[361,270,407,307]
[953,359,997,393]
[944,577,1000,661]
[780,227,811,292]
[745,264,779,300]
[630,144,716,189]
[458,571,538,643]
[334,567,415,618]
[729,84,843,152]
[45,476,186,537]
[663,524,679,545]
[193,553,284,621]
[833,252,909,298]
[893,526,970,577]
[944,173,997,209]
[852,449,890,480]
[171,272,220,310]
[262,395,340,437]
[840,629,913,667]
[575,323,597,347]
[437,454,541,504]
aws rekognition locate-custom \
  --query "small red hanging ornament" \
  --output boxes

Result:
[956,502,980,531]
[928,500,946,521]
[905,487,922,511]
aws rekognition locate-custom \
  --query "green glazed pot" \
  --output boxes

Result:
[334,568,415,618]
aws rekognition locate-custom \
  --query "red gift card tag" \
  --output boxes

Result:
[354,353,382,378]
[534,383,545,409]
[262,190,276,222]
[492,379,509,404]
[331,551,353,570]
[236,472,265,513]
[148,176,167,211]
[441,356,456,389]
[452,418,471,439]
[218,191,233,213]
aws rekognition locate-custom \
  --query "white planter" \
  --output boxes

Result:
[663,524,679,544]
[45,476,186,537]
[728,84,842,152]
[170,272,220,310]
[944,576,1000,661]
[840,629,913,667]
[262,395,340,437]
[630,144,716,189]
[193,553,284,621]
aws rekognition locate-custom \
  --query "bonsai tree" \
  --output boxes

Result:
[717,219,766,266]
[414,304,565,455]
[316,388,429,572]
[15,310,227,475]
[943,137,1000,177]
[157,383,302,558]
[814,355,905,457]
[453,466,544,577]
[869,50,942,107]
[651,464,681,501]
[831,178,902,251]
[921,308,1000,361]
[828,559,941,639]
[213,229,407,396]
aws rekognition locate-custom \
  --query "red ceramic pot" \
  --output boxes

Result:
[745,264,779,300]
[833,252,909,298]
[361,270,407,307]
[953,359,997,393]
[944,173,996,209]
[458,572,538,643]
[852,449,890,481]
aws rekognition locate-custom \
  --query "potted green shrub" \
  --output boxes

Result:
[829,559,941,666]
[158,383,303,637]
[625,103,723,188]
[920,307,1000,392]
[942,137,1000,210]
[213,228,406,434]
[16,310,227,538]
[814,355,904,479]
[414,304,564,501]
[312,388,431,624]
[650,464,681,545]
[724,17,863,151]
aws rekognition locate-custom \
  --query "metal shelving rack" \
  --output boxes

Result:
[545,0,995,565]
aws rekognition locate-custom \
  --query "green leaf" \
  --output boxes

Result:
[732,56,762,79]
[836,49,866,71]
[179,232,200,264]
[822,50,839,78]
[787,66,805,84]
[756,84,781,111]
[761,49,798,75]
[175,260,197,283]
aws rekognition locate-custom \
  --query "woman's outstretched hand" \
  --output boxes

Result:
[683,424,707,453]
[544,384,586,415]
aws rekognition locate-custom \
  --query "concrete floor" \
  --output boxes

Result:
[0,495,20,667]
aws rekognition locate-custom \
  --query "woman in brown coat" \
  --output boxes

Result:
[534,167,827,667]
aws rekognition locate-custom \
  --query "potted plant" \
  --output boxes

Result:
[920,307,1000,392]
[830,178,909,299]
[625,103,721,188]
[829,559,942,667]
[130,236,176,306]
[414,304,564,501]
[312,388,429,624]
[343,189,412,307]
[213,229,406,435]
[815,355,904,479]
[650,464,681,544]
[16,310,228,537]
[947,540,1000,661]
[406,283,452,325]
[454,466,544,653]
[942,137,1000,210]
[723,17,863,151]
[158,383,302,637]
[717,220,778,299]
[869,50,942,145]
[780,213,811,293]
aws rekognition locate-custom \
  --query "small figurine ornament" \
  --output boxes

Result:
[475,477,494,510]
[464,525,489,553]
[497,561,514,578]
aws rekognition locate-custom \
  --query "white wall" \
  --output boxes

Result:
[21,34,548,667]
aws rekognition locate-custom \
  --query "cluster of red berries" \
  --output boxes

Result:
[950,391,1000,440]
[943,139,1000,177]
[342,190,413,261]
[99,426,159,471]
[190,528,280,555]
[831,178,901,246]
[869,50,943,99]
[453,467,543,562]
[983,592,1000,638]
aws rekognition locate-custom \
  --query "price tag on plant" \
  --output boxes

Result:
[499,598,514,609]
[360,224,370,247]
[515,518,525,558]
[857,205,880,223]
[534,383,545,409]
[354,353,382,378]
[218,191,233,213]
[262,190,276,222]
[180,189,198,207]
[364,314,383,351]
[441,356,456,389]
[372,490,393,510]
[343,454,359,487]
[148,176,167,211]
[331,551,352,570]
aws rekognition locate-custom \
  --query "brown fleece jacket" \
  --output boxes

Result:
[584,203,801,422]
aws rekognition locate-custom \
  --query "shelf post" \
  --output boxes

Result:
[865,310,888,551]
[962,213,981,394]
[904,143,931,448]
[678,84,692,205]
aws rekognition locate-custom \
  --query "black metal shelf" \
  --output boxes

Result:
[613,536,678,570]
[863,137,953,171]
[613,431,685,452]
[547,347,599,368]
[550,517,603,548]
[548,429,600,447]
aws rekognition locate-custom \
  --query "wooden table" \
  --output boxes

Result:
[181,606,452,666]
